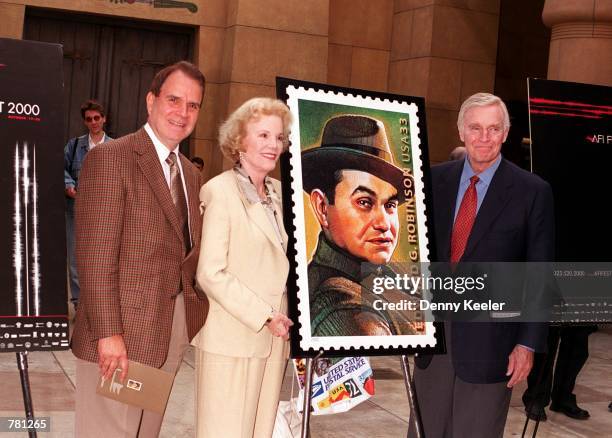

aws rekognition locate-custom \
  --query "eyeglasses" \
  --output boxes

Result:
[85,115,102,122]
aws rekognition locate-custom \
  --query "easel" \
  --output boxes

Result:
[521,415,541,438]
[400,355,424,438]
[299,351,424,438]
[520,362,547,438]
[16,351,37,438]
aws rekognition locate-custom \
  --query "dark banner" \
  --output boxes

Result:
[0,38,69,351]
[529,78,612,323]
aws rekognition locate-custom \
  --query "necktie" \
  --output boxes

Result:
[450,175,479,263]
[166,152,191,252]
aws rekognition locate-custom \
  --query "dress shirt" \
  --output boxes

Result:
[144,123,192,242]
[88,132,109,150]
[452,154,533,352]
[453,154,502,221]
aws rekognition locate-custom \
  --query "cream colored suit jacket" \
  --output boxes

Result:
[192,170,289,358]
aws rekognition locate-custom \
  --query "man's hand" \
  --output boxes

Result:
[98,335,128,382]
[65,187,77,198]
[265,312,294,341]
[506,344,533,388]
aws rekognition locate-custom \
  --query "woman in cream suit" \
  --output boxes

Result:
[193,97,293,438]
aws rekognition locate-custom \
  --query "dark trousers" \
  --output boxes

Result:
[66,206,79,305]
[523,325,595,408]
[409,324,512,438]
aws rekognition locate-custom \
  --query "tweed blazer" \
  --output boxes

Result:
[71,127,208,368]
[191,170,289,358]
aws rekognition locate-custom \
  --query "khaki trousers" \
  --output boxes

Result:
[75,293,188,438]
[195,334,288,438]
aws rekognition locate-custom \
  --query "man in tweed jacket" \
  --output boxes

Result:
[71,61,208,437]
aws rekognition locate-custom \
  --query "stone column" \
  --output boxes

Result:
[327,0,393,92]
[0,3,25,39]
[192,0,231,182]
[543,0,612,86]
[192,0,329,179]
[388,0,501,163]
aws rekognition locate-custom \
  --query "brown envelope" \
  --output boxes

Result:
[96,360,174,414]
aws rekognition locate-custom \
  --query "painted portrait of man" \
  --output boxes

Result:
[302,114,417,337]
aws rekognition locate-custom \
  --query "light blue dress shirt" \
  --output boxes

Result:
[453,154,502,222]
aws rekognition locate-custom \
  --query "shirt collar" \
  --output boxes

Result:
[233,165,275,206]
[144,123,180,161]
[460,154,502,187]
[87,132,107,148]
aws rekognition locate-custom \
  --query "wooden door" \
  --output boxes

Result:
[23,8,193,153]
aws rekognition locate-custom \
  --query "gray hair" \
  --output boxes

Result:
[457,93,510,131]
[449,146,466,161]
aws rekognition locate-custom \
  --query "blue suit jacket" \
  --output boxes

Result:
[417,158,555,383]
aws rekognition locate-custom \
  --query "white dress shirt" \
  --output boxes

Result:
[144,123,192,242]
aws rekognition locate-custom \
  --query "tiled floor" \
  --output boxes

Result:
[1,327,610,437]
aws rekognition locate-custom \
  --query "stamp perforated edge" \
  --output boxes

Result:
[284,85,437,351]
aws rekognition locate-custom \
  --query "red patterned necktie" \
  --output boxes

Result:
[450,175,479,263]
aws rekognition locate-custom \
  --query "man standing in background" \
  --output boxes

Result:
[64,99,112,311]
[190,156,204,172]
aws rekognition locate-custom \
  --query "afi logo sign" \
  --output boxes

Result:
[587,134,612,144]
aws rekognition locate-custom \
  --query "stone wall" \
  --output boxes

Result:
[389,0,501,163]
[0,0,511,174]
[327,0,393,92]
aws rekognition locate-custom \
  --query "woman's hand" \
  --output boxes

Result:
[265,311,293,340]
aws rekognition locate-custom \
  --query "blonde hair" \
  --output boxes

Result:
[219,97,292,162]
[457,92,510,131]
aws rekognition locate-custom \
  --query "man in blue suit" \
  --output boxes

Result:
[410,93,554,437]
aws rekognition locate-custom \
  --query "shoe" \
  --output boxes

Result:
[608,401,611,412]
[525,404,547,422]
[550,400,590,420]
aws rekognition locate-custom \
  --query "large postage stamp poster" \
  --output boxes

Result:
[277,78,441,356]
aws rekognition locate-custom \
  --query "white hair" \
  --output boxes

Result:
[457,93,510,130]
